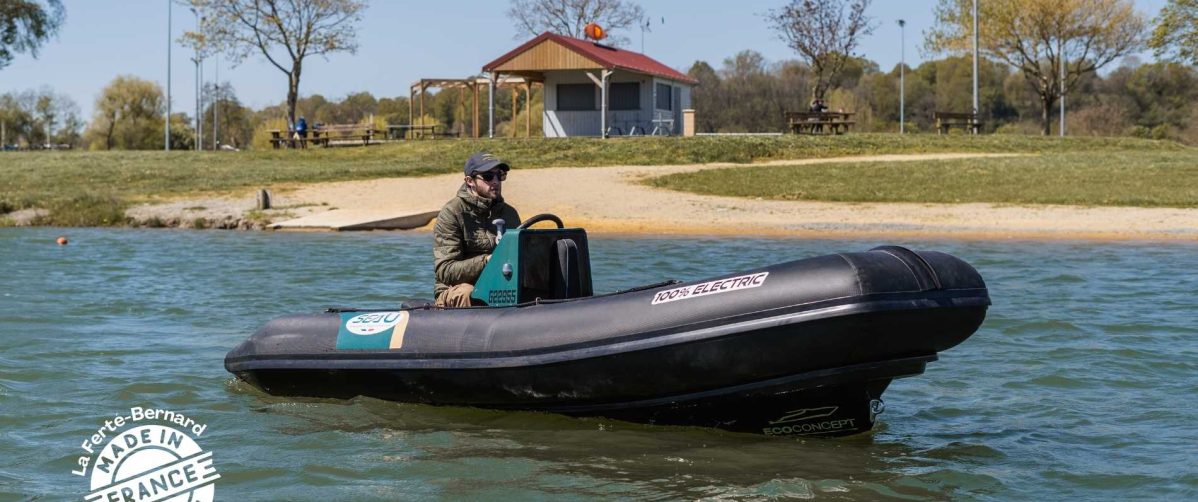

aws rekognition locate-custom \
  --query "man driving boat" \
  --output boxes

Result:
[433,152,522,307]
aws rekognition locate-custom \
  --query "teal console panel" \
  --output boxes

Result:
[471,228,522,306]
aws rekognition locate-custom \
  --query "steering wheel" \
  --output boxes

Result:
[517,213,564,230]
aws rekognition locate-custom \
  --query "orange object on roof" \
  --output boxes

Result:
[584,23,606,40]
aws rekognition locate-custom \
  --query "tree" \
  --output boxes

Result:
[1149,0,1198,64]
[376,96,410,127]
[927,0,1145,135]
[1124,62,1198,129]
[83,76,165,150]
[202,82,252,149]
[767,0,875,101]
[687,61,722,133]
[507,0,644,46]
[196,0,366,128]
[0,87,81,147]
[167,112,195,150]
[0,0,64,69]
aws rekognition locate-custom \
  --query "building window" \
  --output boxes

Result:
[557,84,595,111]
[655,83,673,110]
[609,82,640,110]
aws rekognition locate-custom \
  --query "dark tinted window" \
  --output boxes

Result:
[655,83,673,110]
[610,82,640,110]
[557,84,595,111]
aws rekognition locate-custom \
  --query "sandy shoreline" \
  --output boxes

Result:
[125,153,1198,242]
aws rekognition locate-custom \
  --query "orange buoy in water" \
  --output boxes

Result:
[584,23,606,41]
[56,236,68,246]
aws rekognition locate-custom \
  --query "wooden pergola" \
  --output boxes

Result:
[409,76,540,138]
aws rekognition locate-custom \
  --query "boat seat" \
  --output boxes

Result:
[552,238,591,299]
[516,231,594,302]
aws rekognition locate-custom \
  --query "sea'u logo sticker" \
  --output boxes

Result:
[345,312,406,335]
[337,311,409,350]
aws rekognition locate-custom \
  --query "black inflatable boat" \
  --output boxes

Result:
[226,215,989,436]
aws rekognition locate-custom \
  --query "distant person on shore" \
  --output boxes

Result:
[433,152,522,307]
[294,116,308,148]
[809,98,828,133]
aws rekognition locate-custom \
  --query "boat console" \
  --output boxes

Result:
[471,213,593,306]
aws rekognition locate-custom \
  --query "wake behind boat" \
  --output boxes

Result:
[225,215,989,436]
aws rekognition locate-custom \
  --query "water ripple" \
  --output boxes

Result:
[1,229,1196,500]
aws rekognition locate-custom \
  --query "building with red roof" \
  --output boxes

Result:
[482,31,695,138]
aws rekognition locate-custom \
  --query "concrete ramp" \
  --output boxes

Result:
[271,209,439,231]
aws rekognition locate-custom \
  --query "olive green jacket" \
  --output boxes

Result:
[433,183,521,298]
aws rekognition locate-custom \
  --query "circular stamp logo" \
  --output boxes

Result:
[73,407,218,501]
[345,311,407,335]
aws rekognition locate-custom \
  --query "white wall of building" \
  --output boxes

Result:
[541,70,693,137]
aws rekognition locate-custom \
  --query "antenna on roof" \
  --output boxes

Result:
[640,17,664,53]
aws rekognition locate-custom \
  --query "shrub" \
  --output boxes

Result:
[994,122,1041,135]
[250,117,291,150]
[31,194,129,227]
[1151,124,1176,140]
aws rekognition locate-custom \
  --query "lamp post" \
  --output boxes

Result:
[190,6,204,151]
[972,0,979,134]
[213,54,218,149]
[165,0,171,151]
[898,19,906,134]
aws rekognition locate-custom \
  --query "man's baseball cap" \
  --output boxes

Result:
[464,152,510,176]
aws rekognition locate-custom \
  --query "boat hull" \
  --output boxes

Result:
[226,247,989,436]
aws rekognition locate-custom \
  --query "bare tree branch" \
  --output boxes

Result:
[506,0,644,46]
[767,0,875,100]
[194,0,365,125]
[926,0,1144,135]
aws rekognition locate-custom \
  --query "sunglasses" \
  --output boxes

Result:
[473,170,508,182]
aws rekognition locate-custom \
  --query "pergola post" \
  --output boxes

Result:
[525,83,531,137]
[473,80,480,138]
[488,73,496,138]
[510,86,517,138]
[586,70,613,138]
[601,70,610,138]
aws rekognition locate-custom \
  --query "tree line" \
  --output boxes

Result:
[688,51,1198,142]
[3,0,1197,148]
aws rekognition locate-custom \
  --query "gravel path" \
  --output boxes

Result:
[126,153,1198,241]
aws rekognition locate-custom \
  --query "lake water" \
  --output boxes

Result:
[1,228,1195,500]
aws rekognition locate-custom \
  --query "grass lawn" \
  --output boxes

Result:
[0,134,1190,225]
[646,151,1198,208]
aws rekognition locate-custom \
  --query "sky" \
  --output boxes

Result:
[0,0,1170,120]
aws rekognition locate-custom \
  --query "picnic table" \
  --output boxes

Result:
[386,124,438,140]
[269,129,313,149]
[934,112,982,135]
[317,124,375,146]
[270,125,375,148]
[785,111,856,135]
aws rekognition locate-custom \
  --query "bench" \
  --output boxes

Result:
[313,124,375,146]
[270,125,375,148]
[386,124,438,140]
[934,112,982,135]
[785,111,856,135]
[269,130,318,149]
